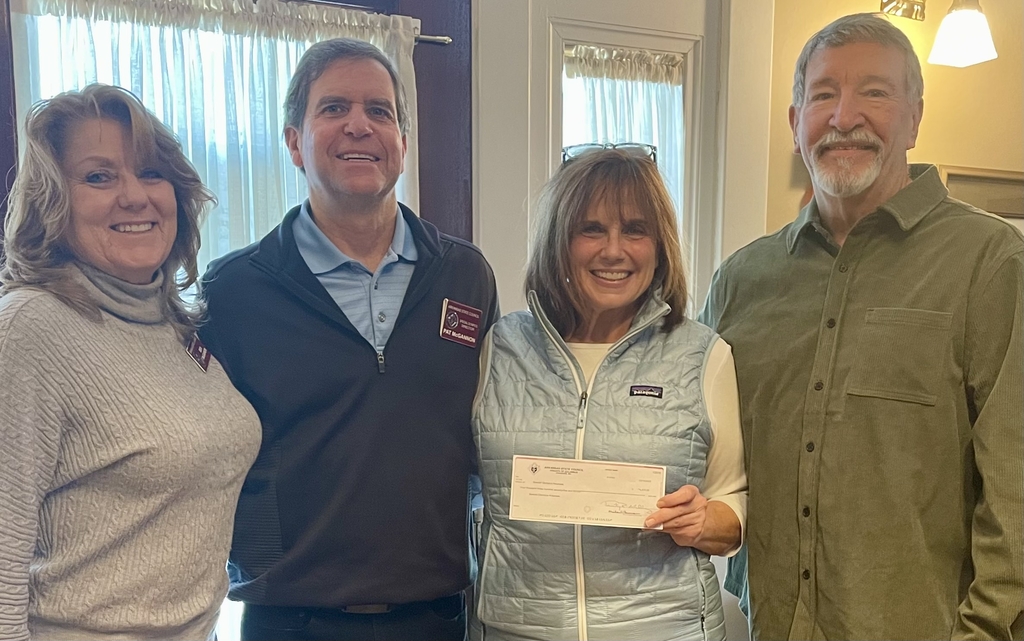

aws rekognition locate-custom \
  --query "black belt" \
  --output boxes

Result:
[340,591,463,615]
[339,603,394,614]
[250,591,464,617]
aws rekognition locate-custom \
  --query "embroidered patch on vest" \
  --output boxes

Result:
[629,385,663,398]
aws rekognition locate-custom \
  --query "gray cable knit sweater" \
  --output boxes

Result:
[0,264,261,641]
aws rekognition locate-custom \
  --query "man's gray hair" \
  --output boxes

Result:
[792,13,924,107]
[284,38,410,136]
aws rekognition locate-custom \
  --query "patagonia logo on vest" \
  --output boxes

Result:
[629,385,663,398]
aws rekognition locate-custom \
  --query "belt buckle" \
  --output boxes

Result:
[341,604,393,614]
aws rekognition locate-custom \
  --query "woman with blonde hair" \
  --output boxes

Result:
[0,84,260,641]
[472,145,747,640]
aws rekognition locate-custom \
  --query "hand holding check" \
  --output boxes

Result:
[649,485,743,556]
[644,484,708,547]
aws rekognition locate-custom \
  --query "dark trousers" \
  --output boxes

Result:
[240,593,467,641]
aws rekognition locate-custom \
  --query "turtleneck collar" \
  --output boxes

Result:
[71,262,167,324]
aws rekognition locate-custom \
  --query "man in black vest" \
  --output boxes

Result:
[201,38,499,641]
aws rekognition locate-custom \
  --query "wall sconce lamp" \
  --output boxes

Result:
[928,0,998,67]
[882,0,998,68]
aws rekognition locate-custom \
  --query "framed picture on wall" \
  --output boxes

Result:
[937,165,1024,234]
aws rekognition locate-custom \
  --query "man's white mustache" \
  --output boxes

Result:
[813,130,882,158]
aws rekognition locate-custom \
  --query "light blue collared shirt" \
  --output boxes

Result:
[293,201,418,354]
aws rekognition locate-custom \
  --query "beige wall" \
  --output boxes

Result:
[765,0,1024,233]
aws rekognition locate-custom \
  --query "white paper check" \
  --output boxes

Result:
[509,455,666,529]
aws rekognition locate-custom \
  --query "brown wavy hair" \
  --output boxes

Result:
[1,83,215,339]
[525,148,688,339]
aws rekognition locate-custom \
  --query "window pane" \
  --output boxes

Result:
[561,44,685,225]
[11,11,412,276]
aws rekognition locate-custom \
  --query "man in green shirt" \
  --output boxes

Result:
[700,13,1023,640]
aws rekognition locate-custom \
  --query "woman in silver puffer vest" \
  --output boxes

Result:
[471,145,747,641]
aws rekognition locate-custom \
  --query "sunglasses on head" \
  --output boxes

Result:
[561,142,657,165]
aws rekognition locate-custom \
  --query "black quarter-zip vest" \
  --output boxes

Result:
[200,203,499,606]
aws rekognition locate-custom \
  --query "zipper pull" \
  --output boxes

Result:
[377,352,386,374]
[576,391,588,429]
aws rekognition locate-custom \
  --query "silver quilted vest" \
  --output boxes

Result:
[472,291,727,641]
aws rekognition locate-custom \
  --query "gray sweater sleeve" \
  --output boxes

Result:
[0,296,63,641]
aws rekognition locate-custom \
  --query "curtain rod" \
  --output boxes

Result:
[415,34,452,45]
[280,0,452,45]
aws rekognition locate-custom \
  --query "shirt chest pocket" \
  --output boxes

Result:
[846,307,953,406]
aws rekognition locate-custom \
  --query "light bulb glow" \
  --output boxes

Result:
[928,9,998,67]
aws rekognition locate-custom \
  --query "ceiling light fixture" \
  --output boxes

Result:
[928,0,998,67]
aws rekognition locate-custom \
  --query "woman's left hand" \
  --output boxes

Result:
[644,484,707,548]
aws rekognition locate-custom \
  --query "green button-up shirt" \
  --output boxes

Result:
[701,165,1023,640]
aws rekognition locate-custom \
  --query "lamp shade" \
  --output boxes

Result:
[928,5,998,67]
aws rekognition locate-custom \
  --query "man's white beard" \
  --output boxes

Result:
[808,130,884,199]
[812,154,882,198]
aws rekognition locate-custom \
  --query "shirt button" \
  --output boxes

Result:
[814,380,824,391]
[802,506,811,517]
[806,442,815,452]
[838,263,849,273]
[802,569,811,580]
[377,312,386,323]
[826,318,836,328]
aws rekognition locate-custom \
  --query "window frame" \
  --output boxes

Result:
[0,0,16,237]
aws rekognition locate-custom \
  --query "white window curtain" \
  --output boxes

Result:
[10,0,421,275]
[562,44,685,221]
